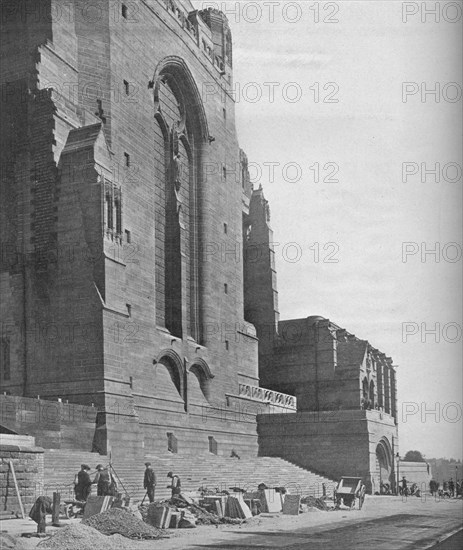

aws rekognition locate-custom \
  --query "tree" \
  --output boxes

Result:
[403,450,426,462]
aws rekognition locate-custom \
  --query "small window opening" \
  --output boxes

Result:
[208,436,218,455]
[167,432,178,453]
[106,193,113,229]
[115,196,122,233]
[0,338,10,381]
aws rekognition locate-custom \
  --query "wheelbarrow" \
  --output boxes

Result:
[61,499,86,519]
[334,477,366,510]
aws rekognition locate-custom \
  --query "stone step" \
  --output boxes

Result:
[43,450,336,503]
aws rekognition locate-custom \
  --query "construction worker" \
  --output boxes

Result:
[167,471,181,498]
[29,496,53,535]
[144,462,157,503]
[94,464,112,496]
[74,464,92,501]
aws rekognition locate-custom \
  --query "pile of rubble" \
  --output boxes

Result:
[83,507,165,539]
[37,523,126,550]
[300,495,331,511]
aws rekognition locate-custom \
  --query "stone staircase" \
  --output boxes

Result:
[44,450,336,502]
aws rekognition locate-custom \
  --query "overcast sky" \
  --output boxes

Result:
[194,1,462,459]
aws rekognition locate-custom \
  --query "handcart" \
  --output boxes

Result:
[334,477,366,510]
[61,499,85,518]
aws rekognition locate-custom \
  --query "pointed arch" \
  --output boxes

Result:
[155,349,185,400]
[152,56,208,343]
[152,56,210,142]
[189,358,214,402]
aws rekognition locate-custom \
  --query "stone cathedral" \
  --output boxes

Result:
[0,0,398,493]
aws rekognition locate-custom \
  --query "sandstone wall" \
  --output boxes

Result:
[0,434,44,513]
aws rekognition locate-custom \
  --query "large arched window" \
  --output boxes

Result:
[152,58,208,342]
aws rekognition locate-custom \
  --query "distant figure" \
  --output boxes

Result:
[230,449,241,460]
[144,462,157,503]
[426,463,430,475]
[429,479,438,496]
[449,479,455,497]
[400,476,408,496]
[74,464,92,502]
[167,471,181,498]
[94,464,113,496]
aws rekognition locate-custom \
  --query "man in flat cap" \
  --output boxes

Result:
[143,462,157,503]
[74,464,92,502]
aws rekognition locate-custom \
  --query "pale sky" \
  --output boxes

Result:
[193,1,462,459]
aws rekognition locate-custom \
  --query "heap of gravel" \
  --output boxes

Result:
[37,523,119,550]
[83,507,165,540]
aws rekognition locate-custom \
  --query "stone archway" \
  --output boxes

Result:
[376,437,393,488]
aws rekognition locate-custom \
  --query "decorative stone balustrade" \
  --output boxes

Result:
[238,384,296,410]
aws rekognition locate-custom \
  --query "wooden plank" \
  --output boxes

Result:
[162,507,172,529]
[8,461,25,519]
[102,496,113,513]
[238,494,253,519]
[282,494,301,515]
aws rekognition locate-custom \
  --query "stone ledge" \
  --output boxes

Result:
[0,445,44,454]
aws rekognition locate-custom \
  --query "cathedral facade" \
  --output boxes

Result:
[1,0,397,491]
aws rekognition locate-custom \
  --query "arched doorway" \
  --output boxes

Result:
[376,437,393,489]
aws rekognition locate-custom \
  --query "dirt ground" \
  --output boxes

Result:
[1,495,462,550]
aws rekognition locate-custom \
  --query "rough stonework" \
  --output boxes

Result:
[0,434,44,511]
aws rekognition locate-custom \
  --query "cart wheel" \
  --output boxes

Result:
[64,504,73,519]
